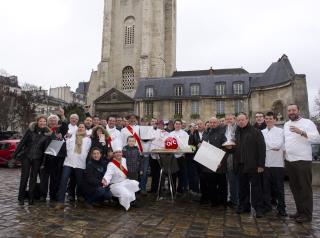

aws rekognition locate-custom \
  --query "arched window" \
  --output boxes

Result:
[122,66,134,91]
[272,100,284,121]
[124,16,135,46]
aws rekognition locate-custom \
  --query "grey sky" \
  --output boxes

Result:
[0,0,319,113]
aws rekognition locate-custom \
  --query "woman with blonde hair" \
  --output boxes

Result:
[56,123,91,207]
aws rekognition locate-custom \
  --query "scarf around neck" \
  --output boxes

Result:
[74,130,87,154]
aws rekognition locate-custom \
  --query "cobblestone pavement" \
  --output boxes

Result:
[0,168,319,238]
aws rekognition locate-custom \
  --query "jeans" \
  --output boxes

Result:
[139,155,150,192]
[86,187,112,204]
[57,166,84,203]
[227,169,239,206]
[186,155,199,193]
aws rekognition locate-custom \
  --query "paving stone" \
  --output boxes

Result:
[0,168,319,237]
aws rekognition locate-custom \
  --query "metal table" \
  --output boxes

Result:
[143,149,194,201]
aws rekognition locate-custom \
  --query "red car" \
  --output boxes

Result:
[0,139,20,168]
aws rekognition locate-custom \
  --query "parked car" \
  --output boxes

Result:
[0,131,19,141]
[312,144,320,161]
[0,139,20,168]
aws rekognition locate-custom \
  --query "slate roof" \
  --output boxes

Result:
[134,55,296,100]
[172,68,248,77]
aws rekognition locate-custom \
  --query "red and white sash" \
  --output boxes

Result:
[112,159,128,176]
[127,125,143,153]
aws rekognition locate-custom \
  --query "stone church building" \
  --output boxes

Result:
[86,0,309,122]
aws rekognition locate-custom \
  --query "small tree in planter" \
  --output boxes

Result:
[174,114,183,120]
[190,113,200,119]
[216,113,225,119]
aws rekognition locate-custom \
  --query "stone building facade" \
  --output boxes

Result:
[87,0,309,122]
[134,55,309,122]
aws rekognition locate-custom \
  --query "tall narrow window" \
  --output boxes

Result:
[216,100,225,114]
[145,87,154,98]
[233,82,244,95]
[122,66,134,91]
[234,100,244,114]
[175,101,182,115]
[175,85,184,96]
[190,84,200,96]
[144,102,153,117]
[215,83,226,96]
[191,101,200,114]
[124,17,135,45]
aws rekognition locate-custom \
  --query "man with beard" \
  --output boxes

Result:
[235,113,266,218]
[284,104,320,223]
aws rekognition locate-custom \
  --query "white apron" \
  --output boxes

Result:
[103,158,140,210]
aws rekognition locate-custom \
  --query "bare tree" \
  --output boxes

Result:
[315,90,320,115]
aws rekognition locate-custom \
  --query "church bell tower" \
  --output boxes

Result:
[87,0,176,107]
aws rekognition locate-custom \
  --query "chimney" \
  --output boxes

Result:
[209,67,214,75]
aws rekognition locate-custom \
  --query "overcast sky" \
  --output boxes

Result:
[0,0,319,113]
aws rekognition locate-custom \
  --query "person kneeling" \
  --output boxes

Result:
[102,141,140,211]
[83,148,112,207]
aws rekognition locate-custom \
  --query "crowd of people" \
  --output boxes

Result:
[12,104,320,223]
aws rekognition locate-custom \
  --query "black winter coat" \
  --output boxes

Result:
[82,159,107,196]
[234,123,266,173]
[14,122,52,161]
[202,126,227,173]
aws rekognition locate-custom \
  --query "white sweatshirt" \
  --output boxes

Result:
[64,135,92,169]
[284,118,320,162]
[262,126,284,167]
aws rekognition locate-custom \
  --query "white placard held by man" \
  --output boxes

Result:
[194,141,226,172]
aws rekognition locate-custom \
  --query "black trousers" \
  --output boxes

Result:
[200,172,227,205]
[177,157,188,193]
[40,156,64,200]
[263,167,286,212]
[150,158,160,192]
[238,169,264,212]
[18,158,42,201]
[286,160,313,219]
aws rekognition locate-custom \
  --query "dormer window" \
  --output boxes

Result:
[215,83,226,96]
[175,85,184,96]
[233,82,244,95]
[146,87,154,98]
[190,84,200,96]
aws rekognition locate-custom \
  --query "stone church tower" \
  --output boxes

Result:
[87,0,176,111]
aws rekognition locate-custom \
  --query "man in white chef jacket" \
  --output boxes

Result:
[284,104,320,223]
[261,111,287,217]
